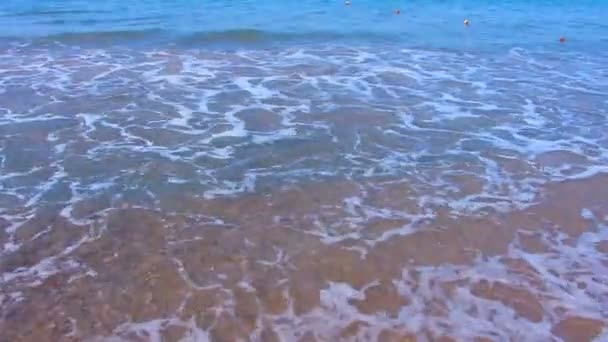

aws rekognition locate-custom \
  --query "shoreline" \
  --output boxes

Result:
[1,17,607,340]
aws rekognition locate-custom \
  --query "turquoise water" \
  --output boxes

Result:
[1,0,607,50]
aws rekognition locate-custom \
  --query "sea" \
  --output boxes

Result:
[1,1,608,341]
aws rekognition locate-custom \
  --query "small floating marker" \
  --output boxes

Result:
[395,9,401,15]
[559,36,567,43]
[464,19,470,26]
[345,0,351,6]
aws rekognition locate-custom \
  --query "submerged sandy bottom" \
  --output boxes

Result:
[1,44,608,341]
[1,173,607,342]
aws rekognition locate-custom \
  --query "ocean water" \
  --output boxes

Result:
[1,1,608,341]
[0,0,607,50]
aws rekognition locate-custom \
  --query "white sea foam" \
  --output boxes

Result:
[1,44,608,339]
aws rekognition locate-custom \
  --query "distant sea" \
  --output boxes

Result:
[0,0,606,50]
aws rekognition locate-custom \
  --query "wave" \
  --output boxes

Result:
[180,29,399,44]
[2,28,401,47]
[33,29,166,44]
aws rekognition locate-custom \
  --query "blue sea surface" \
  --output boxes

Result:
[0,0,607,51]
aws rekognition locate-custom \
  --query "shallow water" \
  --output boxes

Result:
[1,1,608,341]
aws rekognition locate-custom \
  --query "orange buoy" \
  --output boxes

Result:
[395,9,401,15]
[559,37,567,43]
[464,19,470,26]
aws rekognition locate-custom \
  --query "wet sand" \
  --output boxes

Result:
[1,173,607,341]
